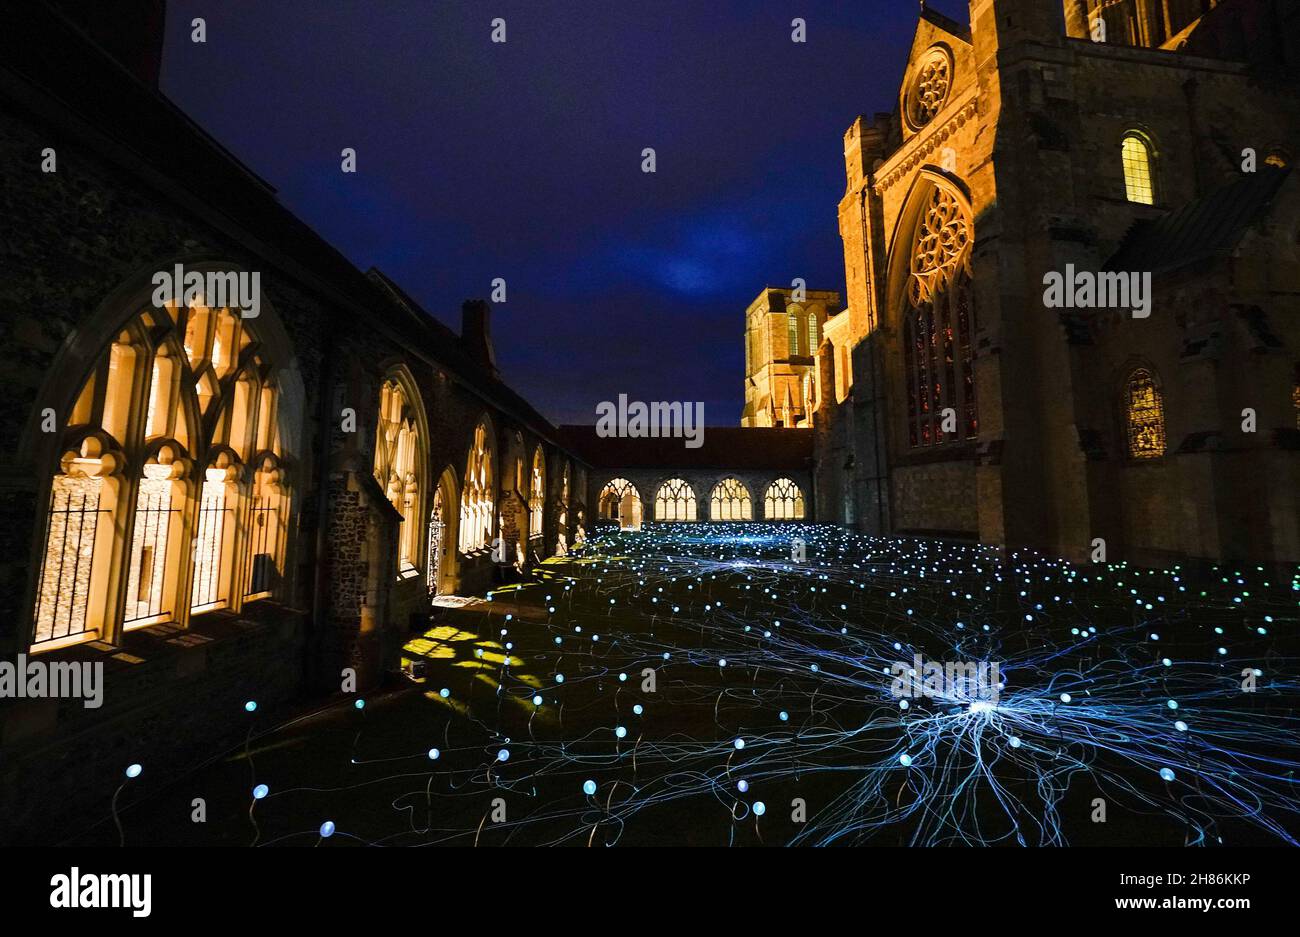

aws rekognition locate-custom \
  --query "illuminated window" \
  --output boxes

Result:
[1125,368,1166,459]
[709,477,753,521]
[556,463,571,553]
[599,477,642,530]
[654,478,697,521]
[904,185,978,447]
[373,376,425,576]
[31,288,290,652]
[529,447,545,537]
[459,420,494,553]
[807,314,819,353]
[1121,133,1155,205]
[787,313,800,357]
[764,477,805,520]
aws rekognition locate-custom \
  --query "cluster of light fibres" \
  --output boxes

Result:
[483,522,1300,846]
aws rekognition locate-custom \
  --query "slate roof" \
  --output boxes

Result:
[557,426,813,471]
[1106,168,1291,275]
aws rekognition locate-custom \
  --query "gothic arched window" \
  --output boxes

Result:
[787,313,800,357]
[903,185,977,447]
[709,477,753,521]
[599,477,641,530]
[1121,132,1155,205]
[1124,368,1166,459]
[764,477,806,520]
[32,297,289,652]
[459,420,494,553]
[529,446,545,537]
[654,478,697,521]
[556,462,571,553]
[373,376,425,576]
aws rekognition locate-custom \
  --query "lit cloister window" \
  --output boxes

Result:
[787,313,800,357]
[556,463,570,553]
[903,184,977,447]
[764,477,806,520]
[427,485,446,593]
[709,477,753,521]
[373,377,425,576]
[529,447,545,537]
[599,477,642,530]
[459,420,494,553]
[1121,133,1155,205]
[654,478,697,521]
[32,299,288,651]
[807,313,819,353]
[1125,368,1166,459]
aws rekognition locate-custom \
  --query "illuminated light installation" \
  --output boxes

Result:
[103,524,1300,847]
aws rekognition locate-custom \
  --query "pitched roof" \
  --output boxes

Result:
[1106,168,1291,275]
[557,426,813,471]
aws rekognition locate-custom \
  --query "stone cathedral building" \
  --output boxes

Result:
[809,0,1300,566]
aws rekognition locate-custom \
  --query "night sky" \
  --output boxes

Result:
[160,0,961,425]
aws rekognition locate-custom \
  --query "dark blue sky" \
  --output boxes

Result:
[160,0,964,425]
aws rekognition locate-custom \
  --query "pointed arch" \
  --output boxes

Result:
[598,477,642,530]
[709,477,753,521]
[27,262,300,650]
[428,465,459,595]
[372,365,429,577]
[529,445,546,537]
[1123,366,1166,459]
[654,478,697,521]
[887,170,978,449]
[764,477,806,520]
[459,416,496,553]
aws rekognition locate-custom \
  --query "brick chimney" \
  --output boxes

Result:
[461,299,498,377]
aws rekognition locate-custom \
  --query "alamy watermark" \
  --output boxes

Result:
[596,394,704,449]
[1043,265,1151,319]
[0,655,103,708]
[151,263,261,318]
[890,654,1003,705]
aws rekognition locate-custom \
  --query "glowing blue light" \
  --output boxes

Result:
[428,748,440,760]
[1159,767,1176,782]
[319,820,336,837]
[125,763,142,779]
[899,753,913,767]
[532,695,543,706]
[1009,737,1022,748]
[633,704,644,715]
[615,726,627,739]
[583,780,597,796]
[734,738,745,750]
[555,674,565,684]
[1174,720,1188,732]
[1167,699,1179,710]
[1059,693,1072,703]
[244,700,257,712]
[497,749,510,762]
[354,699,365,710]
[439,688,450,698]
[738,780,749,792]
[753,801,766,816]
[253,784,269,800]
